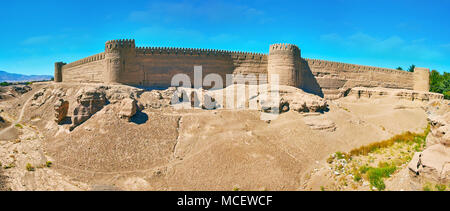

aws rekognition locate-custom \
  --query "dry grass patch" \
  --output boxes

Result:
[326,124,430,191]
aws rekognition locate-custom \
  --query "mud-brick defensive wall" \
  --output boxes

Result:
[54,39,430,98]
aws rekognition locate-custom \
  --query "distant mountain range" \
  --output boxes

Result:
[0,70,53,82]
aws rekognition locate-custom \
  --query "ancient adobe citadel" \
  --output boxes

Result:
[54,39,430,99]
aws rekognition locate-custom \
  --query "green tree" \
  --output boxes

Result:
[0,82,10,86]
[429,70,450,100]
[396,67,403,70]
[408,64,416,72]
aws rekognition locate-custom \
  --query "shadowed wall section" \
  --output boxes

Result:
[303,58,415,99]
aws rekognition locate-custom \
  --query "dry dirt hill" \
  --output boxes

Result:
[0,82,446,191]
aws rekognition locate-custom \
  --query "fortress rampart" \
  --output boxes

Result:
[55,39,429,98]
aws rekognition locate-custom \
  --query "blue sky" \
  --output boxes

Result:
[1,0,449,75]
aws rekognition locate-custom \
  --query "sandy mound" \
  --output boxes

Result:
[406,100,450,186]
[0,115,10,130]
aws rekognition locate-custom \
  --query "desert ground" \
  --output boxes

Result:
[0,82,448,191]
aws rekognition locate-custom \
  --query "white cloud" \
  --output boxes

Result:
[128,11,150,21]
[21,35,53,45]
[441,43,450,50]
[128,1,266,24]
[320,32,443,60]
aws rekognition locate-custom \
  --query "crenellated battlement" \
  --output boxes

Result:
[135,46,266,58]
[304,58,412,75]
[269,43,301,57]
[270,43,299,51]
[62,52,106,69]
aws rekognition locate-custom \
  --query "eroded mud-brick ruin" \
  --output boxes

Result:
[54,39,430,99]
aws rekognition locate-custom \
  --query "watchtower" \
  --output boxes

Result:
[54,62,65,82]
[104,39,136,84]
[413,67,430,92]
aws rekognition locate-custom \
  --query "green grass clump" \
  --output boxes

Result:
[15,124,23,129]
[358,165,370,174]
[366,163,397,191]
[423,183,447,191]
[45,161,52,168]
[353,173,362,182]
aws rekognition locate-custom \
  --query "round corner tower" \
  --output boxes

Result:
[268,44,301,87]
[104,39,136,84]
[413,67,430,92]
[54,62,65,82]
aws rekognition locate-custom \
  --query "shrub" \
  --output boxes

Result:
[326,156,334,164]
[407,65,416,72]
[359,165,370,174]
[423,184,432,191]
[444,91,450,100]
[435,184,447,191]
[45,161,52,168]
[335,152,345,160]
[353,173,362,182]
[429,70,450,99]
[26,163,35,171]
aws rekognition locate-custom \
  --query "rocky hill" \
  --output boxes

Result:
[0,70,52,82]
[0,82,447,191]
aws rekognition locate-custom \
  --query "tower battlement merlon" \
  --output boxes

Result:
[105,39,136,52]
[269,43,301,57]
